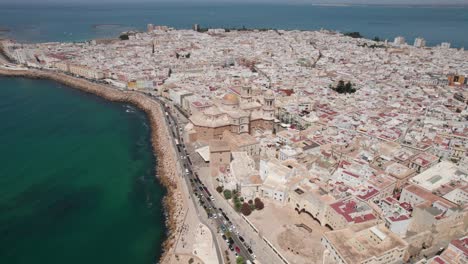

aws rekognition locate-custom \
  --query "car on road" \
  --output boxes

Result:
[235,246,240,254]
[247,248,256,259]
[220,225,227,232]
[239,236,245,243]
[228,244,234,251]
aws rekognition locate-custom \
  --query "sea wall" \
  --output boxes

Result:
[0,67,182,263]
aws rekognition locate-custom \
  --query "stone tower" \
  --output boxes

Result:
[240,85,253,104]
[263,90,275,120]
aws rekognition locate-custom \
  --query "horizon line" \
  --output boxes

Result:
[0,1,468,7]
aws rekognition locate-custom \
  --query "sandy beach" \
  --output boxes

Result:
[0,64,186,263]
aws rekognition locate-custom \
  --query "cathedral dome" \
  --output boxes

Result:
[222,93,240,105]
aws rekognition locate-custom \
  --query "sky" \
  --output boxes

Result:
[0,0,467,5]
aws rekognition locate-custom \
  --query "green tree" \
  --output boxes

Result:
[119,34,129,40]
[223,189,232,200]
[332,80,356,94]
[232,195,242,212]
[236,256,245,264]
[336,80,345,93]
[344,32,363,38]
[234,201,242,212]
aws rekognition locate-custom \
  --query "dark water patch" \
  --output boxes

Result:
[44,186,102,222]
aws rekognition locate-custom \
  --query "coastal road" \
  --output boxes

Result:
[158,97,257,264]
[153,97,225,264]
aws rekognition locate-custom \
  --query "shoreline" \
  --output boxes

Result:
[0,67,182,263]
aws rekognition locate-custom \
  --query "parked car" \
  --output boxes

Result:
[235,246,240,254]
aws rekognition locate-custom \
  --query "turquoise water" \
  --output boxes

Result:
[0,77,166,264]
[0,3,467,47]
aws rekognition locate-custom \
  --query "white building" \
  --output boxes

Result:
[410,161,467,192]
[440,42,451,49]
[414,37,426,48]
[393,36,406,46]
[259,159,295,203]
[168,88,193,106]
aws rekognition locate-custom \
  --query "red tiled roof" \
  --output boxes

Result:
[432,256,448,264]
[330,199,376,223]
[400,202,412,211]
[450,237,468,256]
[343,170,360,178]
[354,213,376,223]
[357,187,379,200]
[388,214,410,222]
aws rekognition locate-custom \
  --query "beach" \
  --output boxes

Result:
[0,65,185,263]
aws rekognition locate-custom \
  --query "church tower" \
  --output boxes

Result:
[263,90,275,120]
[240,85,253,104]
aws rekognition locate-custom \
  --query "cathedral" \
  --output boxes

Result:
[189,86,276,141]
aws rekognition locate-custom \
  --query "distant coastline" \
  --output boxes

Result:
[1,3,467,47]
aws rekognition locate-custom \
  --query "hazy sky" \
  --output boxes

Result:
[0,0,467,4]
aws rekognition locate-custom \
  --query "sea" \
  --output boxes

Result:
[0,77,166,264]
[0,3,467,47]
[0,3,467,264]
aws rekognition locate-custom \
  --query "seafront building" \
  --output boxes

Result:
[2,25,468,264]
[414,37,426,48]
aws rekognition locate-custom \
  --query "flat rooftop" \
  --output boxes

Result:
[323,222,407,263]
[410,161,465,191]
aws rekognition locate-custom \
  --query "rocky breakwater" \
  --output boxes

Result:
[0,67,186,263]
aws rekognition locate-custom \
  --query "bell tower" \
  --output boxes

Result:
[240,85,252,104]
[263,90,275,120]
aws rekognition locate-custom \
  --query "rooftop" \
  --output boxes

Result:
[330,197,376,224]
[323,222,408,264]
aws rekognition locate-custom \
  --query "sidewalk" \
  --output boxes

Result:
[195,167,284,264]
